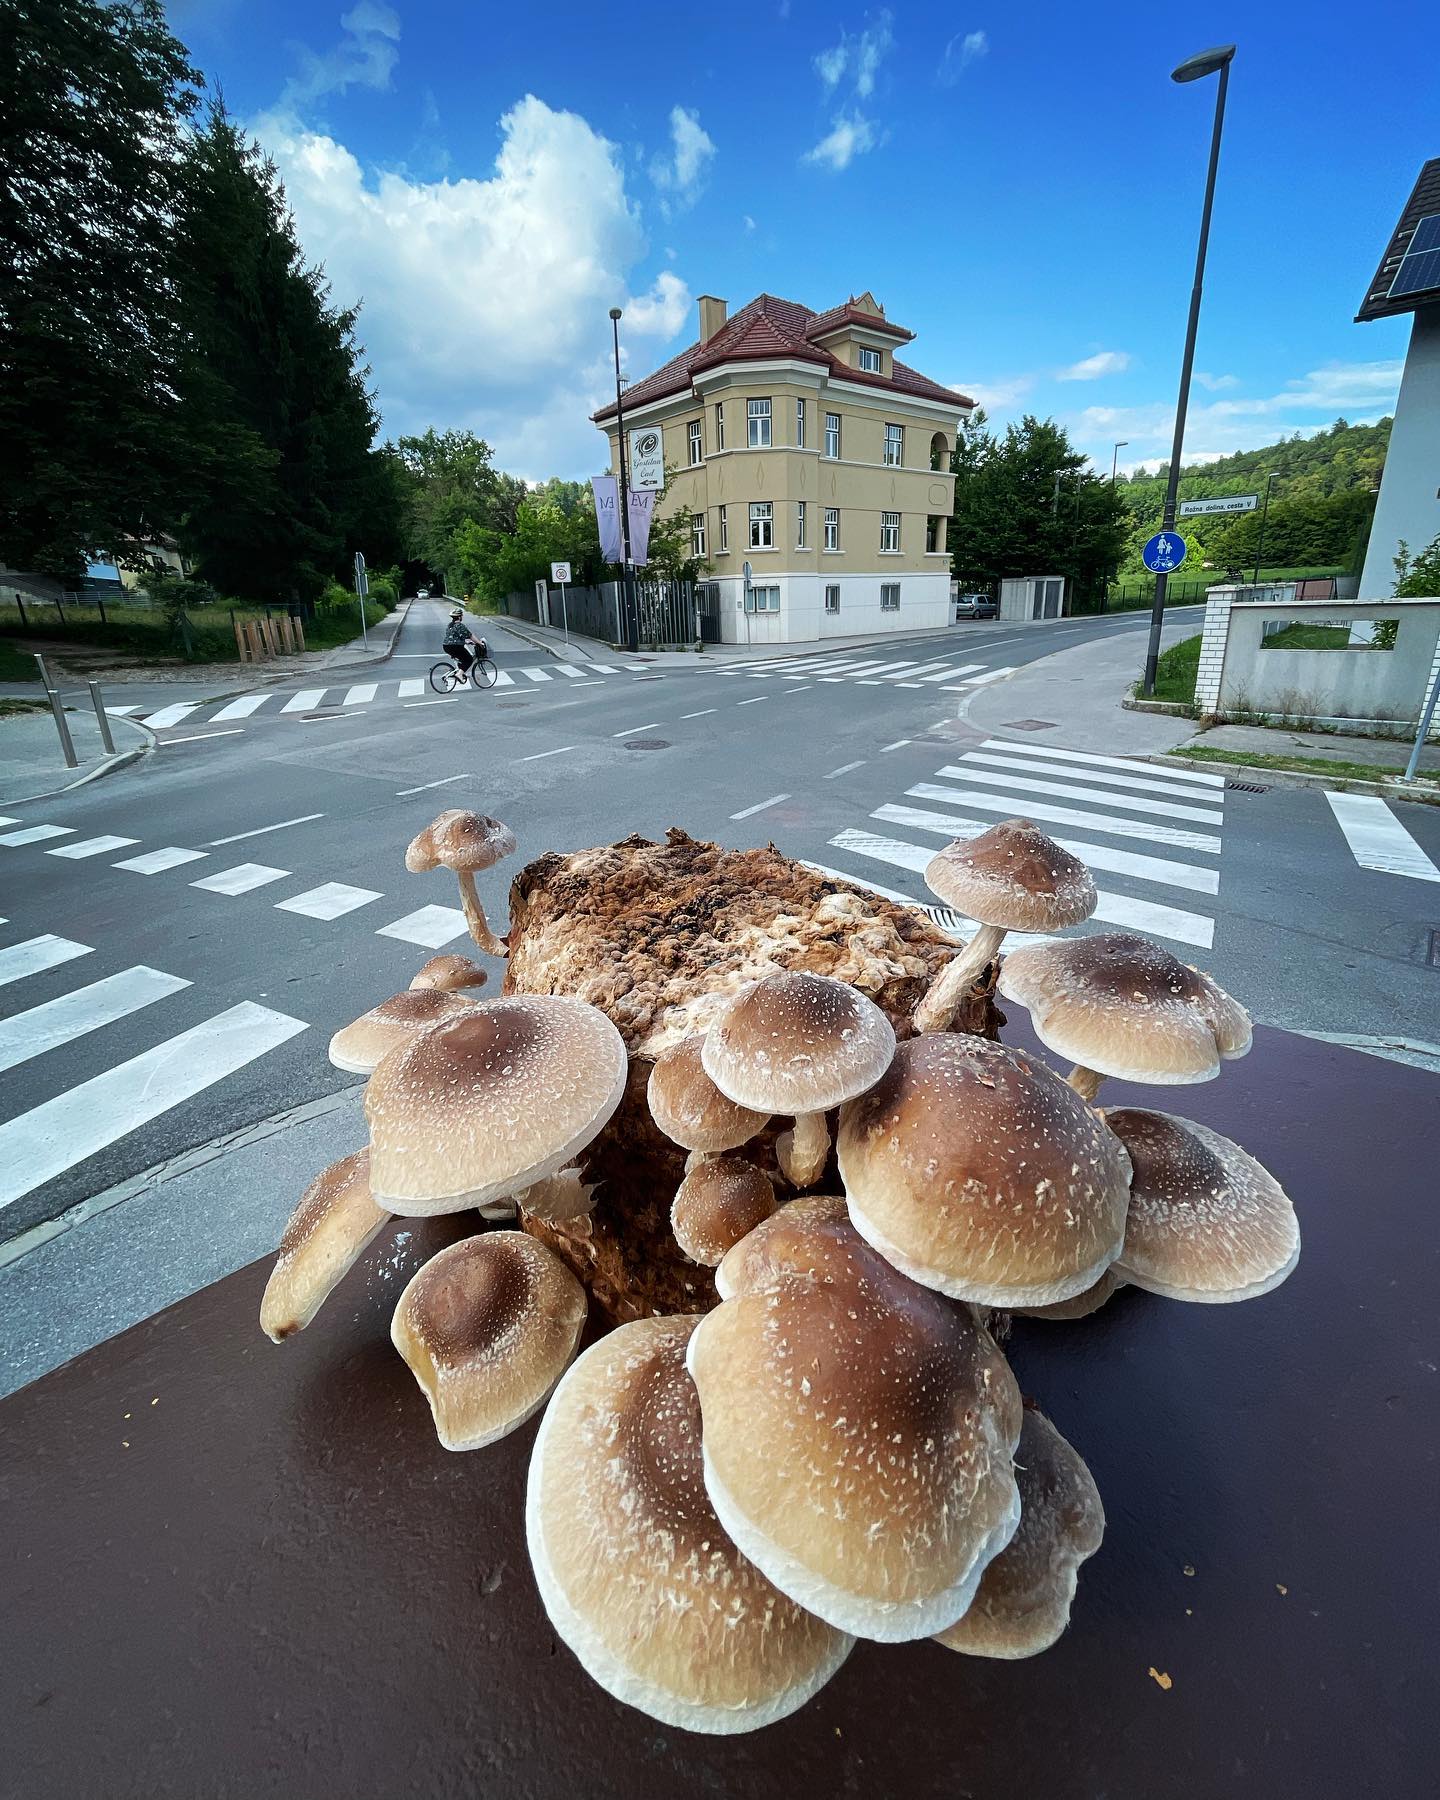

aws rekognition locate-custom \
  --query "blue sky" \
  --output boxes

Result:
[170,0,1439,480]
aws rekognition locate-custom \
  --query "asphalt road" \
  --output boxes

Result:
[2,598,1437,1243]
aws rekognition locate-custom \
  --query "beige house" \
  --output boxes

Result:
[593,291,971,643]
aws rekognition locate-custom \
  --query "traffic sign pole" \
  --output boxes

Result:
[354,550,369,649]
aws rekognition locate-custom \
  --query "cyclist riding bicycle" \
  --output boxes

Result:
[442,607,486,674]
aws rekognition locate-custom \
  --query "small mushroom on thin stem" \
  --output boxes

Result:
[671,1159,776,1265]
[404,810,517,956]
[913,821,1097,1035]
[647,1033,769,1168]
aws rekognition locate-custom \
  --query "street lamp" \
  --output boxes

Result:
[1111,441,1129,482]
[1252,469,1280,587]
[609,306,640,652]
[1141,41,1236,696]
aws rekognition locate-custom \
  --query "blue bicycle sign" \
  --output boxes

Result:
[1142,531,1188,574]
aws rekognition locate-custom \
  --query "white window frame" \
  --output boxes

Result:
[884,423,903,467]
[880,582,901,612]
[749,500,773,549]
[745,583,780,614]
[880,511,901,552]
[717,504,728,552]
[687,420,703,466]
[823,506,840,551]
[691,510,706,558]
[747,397,772,448]
[715,403,725,451]
[824,583,840,614]
[796,398,806,448]
[824,412,840,458]
[858,346,882,373]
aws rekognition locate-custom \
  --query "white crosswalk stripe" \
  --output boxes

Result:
[190,863,288,895]
[46,835,141,859]
[978,737,1225,787]
[1325,793,1440,883]
[522,668,553,683]
[0,966,190,1075]
[375,905,470,948]
[918,663,984,683]
[932,763,1223,825]
[956,749,1218,802]
[396,679,425,699]
[491,670,515,687]
[114,846,209,874]
[342,683,378,707]
[209,694,270,721]
[141,702,199,729]
[275,882,383,919]
[282,688,328,712]
[0,935,93,988]
[906,781,1222,853]
[1,824,75,847]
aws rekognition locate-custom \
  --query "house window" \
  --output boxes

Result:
[718,504,728,552]
[749,501,773,548]
[691,511,706,557]
[715,403,725,451]
[796,399,806,448]
[881,510,901,552]
[796,500,807,548]
[824,412,840,458]
[858,346,882,373]
[745,584,780,614]
[884,423,903,467]
[824,583,840,614]
[747,397,771,447]
[823,506,839,551]
[926,515,939,553]
[688,420,703,466]
[881,582,901,612]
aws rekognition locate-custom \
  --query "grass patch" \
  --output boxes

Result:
[1172,745,1437,785]
[0,597,387,664]
[1259,622,1352,650]
[1148,633,1201,704]
[0,696,51,717]
[0,638,41,681]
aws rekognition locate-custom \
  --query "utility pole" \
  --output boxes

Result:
[609,307,640,653]
[1253,469,1280,587]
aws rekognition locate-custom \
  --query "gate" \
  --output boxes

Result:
[633,579,697,648]
[696,582,722,643]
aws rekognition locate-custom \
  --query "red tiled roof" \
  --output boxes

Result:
[593,292,970,421]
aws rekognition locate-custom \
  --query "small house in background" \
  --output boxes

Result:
[1356,157,1440,596]
[998,575,1067,620]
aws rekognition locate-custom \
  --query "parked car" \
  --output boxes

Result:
[418,587,431,599]
[953,592,998,620]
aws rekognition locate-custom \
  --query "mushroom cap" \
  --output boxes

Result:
[391,1231,586,1450]
[671,1160,776,1265]
[260,1148,389,1342]
[924,819,1097,932]
[1014,1267,1127,1321]
[934,1407,1105,1659]
[527,1314,853,1734]
[405,808,517,875]
[996,933,1252,1085]
[687,1206,1023,1642]
[714,1193,848,1301]
[837,1035,1132,1309]
[408,953,488,993]
[1105,1108,1301,1302]
[647,1033,770,1153]
[328,988,476,1074]
[700,972,895,1117]
[365,996,628,1214]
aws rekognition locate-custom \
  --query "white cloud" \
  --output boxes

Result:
[953,373,1036,414]
[854,12,894,97]
[814,43,849,88]
[803,114,877,172]
[743,213,757,232]
[649,105,716,209]
[1058,349,1132,381]
[1195,370,1239,391]
[937,28,988,86]
[807,12,892,166]
[281,1,400,106]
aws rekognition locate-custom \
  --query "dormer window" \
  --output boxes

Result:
[858,346,882,373]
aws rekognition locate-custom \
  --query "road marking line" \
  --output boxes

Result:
[281,688,327,713]
[141,702,199,729]
[404,698,459,708]
[737,696,769,705]
[522,668,554,683]
[882,661,953,681]
[958,666,1017,686]
[613,723,659,737]
[0,1002,309,1213]
[209,694,270,722]
[959,749,1223,803]
[554,666,587,679]
[395,776,468,796]
[681,709,717,718]
[492,670,516,687]
[917,664,984,683]
[207,814,324,845]
[0,967,191,1075]
[906,782,1222,854]
[583,663,619,673]
[0,935,93,988]
[896,683,927,689]
[1325,792,1440,883]
[376,905,469,948]
[880,739,911,752]
[166,729,244,744]
[931,764,1222,825]
[396,679,426,699]
[730,794,790,819]
[520,746,576,761]
[190,863,289,895]
[104,704,141,717]
[818,677,847,682]
[46,835,141,859]
[0,825,75,847]
[275,882,384,919]
[114,846,209,874]
[825,761,867,779]
[342,683,378,706]
[979,739,1226,787]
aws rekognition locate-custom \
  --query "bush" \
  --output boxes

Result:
[367,573,398,610]
[319,579,353,614]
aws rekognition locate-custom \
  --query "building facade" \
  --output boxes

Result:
[594,292,970,643]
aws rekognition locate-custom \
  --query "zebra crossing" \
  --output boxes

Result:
[719,649,1018,691]
[1323,792,1440,884]
[819,738,1229,952]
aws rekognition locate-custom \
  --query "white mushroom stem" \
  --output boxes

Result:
[478,1196,519,1222]
[455,869,507,956]
[913,924,1007,1034]
[1067,1064,1106,1102]
[777,1111,830,1188]
[684,1148,716,1175]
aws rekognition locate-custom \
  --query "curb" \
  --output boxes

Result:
[1,715,157,807]
[495,616,576,660]
[1145,752,1440,805]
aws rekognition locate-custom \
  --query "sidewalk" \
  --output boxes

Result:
[0,703,152,805]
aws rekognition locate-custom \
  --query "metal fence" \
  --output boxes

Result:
[506,579,696,649]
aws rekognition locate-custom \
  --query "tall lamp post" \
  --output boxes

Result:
[1103,443,1128,612]
[1141,42,1236,697]
[609,306,640,652]
[1252,468,1280,587]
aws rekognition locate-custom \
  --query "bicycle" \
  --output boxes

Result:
[429,653,497,693]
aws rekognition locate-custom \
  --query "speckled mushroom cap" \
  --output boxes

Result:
[924,819,1097,932]
[687,1206,1023,1642]
[404,809,517,875]
[408,953,488,992]
[647,1033,770,1154]
[1105,1108,1301,1302]
[996,933,1252,1085]
[365,996,628,1214]
[934,1407,1105,1660]
[837,1035,1132,1308]
[391,1231,586,1450]
[526,1314,853,1734]
[260,1148,390,1342]
[700,972,896,1116]
[328,989,476,1074]
[713,1194,848,1302]
[671,1160,777,1265]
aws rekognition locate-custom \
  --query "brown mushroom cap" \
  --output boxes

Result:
[328,988,476,1074]
[934,1407,1105,1659]
[1105,1108,1301,1301]
[391,1230,586,1450]
[260,1148,389,1342]
[527,1314,853,1733]
[700,972,895,1116]
[365,996,628,1214]
[648,1033,769,1154]
[404,808,516,875]
[925,819,1097,932]
[1014,1267,1127,1321]
[408,953,488,993]
[837,1035,1132,1308]
[997,933,1252,1085]
[687,1205,1023,1641]
[671,1160,776,1265]
[713,1193,849,1301]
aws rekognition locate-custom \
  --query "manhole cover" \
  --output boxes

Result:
[624,738,669,750]
[1225,780,1269,794]
[495,700,531,708]
[1429,929,1440,969]
[1005,719,1058,732]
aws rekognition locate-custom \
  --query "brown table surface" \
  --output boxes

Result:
[3,1023,1435,1800]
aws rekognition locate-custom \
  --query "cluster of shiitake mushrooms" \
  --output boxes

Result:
[259,808,1300,1734]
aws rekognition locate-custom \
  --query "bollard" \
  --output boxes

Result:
[33,652,78,768]
[88,679,116,755]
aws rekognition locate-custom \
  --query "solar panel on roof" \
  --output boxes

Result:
[1409,214,1440,254]
[1387,213,1440,300]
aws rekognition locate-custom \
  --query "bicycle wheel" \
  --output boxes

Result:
[429,660,461,693]
[470,657,498,689]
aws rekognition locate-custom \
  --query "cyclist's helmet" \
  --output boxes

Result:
[450,607,463,619]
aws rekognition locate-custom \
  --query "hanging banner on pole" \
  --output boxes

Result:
[590,475,623,562]
[627,489,655,566]
[628,427,664,491]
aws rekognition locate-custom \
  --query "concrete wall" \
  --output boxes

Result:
[1360,304,1440,597]
[709,571,951,643]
